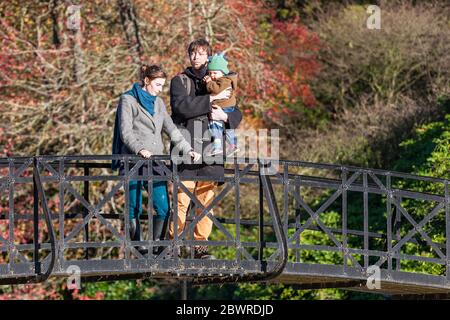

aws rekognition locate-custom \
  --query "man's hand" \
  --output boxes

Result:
[203,75,212,83]
[138,149,152,159]
[189,150,202,162]
[210,105,229,122]
[210,87,231,102]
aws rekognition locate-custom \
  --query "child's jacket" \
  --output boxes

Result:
[206,72,237,108]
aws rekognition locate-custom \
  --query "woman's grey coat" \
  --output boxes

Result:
[118,94,192,156]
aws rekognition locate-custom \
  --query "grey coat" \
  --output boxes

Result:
[118,94,192,156]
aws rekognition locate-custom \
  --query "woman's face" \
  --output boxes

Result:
[144,77,166,96]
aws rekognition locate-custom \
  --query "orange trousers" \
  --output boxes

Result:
[168,180,217,241]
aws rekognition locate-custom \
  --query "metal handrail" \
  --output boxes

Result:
[32,157,57,282]
[1,154,448,184]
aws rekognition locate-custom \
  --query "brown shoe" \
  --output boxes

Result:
[194,245,216,260]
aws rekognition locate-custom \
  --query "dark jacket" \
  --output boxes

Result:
[170,66,242,178]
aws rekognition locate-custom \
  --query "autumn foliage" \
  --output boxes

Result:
[0,0,320,157]
[0,0,321,299]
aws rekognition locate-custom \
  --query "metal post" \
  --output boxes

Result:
[295,182,301,263]
[395,196,402,271]
[58,159,65,273]
[258,163,264,262]
[283,164,289,252]
[33,170,40,274]
[386,174,393,273]
[8,160,15,271]
[342,169,348,272]
[363,171,369,269]
[173,161,179,261]
[181,280,188,300]
[234,158,241,265]
[147,159,154,258]
[83,166,90,260]
[445,182,449,283]
[124,157,131,263]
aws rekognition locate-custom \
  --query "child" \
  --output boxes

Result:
[203,52,239,156]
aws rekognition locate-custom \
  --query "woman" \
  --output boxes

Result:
[112,64,200,255]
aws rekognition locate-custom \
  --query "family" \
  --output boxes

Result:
[112,39,242,260]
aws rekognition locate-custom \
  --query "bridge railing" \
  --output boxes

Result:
[0,155,287,284]
[0,155,449,289]
[265,159,449,287]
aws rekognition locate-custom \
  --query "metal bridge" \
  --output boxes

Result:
[1,155,450,299]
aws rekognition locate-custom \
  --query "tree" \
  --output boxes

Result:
[0,0,322,299]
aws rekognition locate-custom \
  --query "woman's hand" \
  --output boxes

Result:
[138,149,152,159]
[210,105,229,122]
[189,150,202,162]
[210,87,231,102]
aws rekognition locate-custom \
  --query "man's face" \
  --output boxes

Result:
[189,47,209,70]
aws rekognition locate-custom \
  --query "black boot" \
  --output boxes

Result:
[152,216,169,255]
[130,218,148,256]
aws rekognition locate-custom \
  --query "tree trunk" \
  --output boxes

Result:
[50,0,61,48]
[188,0,193,42]
[65,2,88,127]
[117,0,142,65]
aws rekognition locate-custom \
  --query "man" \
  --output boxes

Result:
[168,39,242,259]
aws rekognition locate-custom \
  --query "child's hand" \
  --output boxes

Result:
[210,87,231,101]
[203,75,212,83]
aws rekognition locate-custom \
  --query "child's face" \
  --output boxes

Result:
[208,70,224,81]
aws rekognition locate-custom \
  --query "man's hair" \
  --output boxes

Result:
[188,39,212,56]
[140,64,167,83]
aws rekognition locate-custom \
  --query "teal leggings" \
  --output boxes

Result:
[129,180,169,221]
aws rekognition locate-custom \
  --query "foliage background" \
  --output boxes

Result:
[0,0,449,299]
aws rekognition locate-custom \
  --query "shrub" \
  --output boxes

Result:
[309,1,450,112]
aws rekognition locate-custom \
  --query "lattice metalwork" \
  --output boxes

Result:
[0,155,449,296]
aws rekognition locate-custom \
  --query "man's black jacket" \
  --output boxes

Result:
[170,66,242,178]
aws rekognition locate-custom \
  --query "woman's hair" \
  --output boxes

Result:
[140,64,167,84]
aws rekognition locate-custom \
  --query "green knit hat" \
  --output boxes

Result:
[207,52,229,75]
